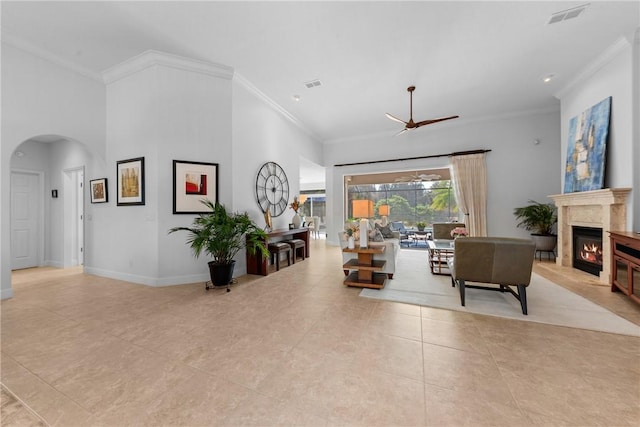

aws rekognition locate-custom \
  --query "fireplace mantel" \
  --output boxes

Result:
[549,188,631,284]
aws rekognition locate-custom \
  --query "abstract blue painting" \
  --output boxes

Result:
[564,96,611,193]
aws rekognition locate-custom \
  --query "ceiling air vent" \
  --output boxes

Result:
[547,3,590,24]
[304,79,322,89]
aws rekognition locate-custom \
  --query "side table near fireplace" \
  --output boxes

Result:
[609,231,640,305]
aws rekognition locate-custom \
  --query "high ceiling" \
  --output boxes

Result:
[2,1,639,144]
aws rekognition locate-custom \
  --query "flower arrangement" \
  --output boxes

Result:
[290,196,301,213]
[345,222,358,238]
[450,227,468,239]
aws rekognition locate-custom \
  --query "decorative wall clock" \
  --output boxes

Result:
[255,161,290,217]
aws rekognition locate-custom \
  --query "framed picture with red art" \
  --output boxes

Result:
[173,160,219,214]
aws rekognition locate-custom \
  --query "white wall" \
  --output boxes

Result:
[323,110,561,245]
[558,36,638,230]
[1,43,106,299]
[156,65,233,284]
[231,79,323,274]
[85,55,235,286]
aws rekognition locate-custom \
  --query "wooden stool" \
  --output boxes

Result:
[268,242,291,271]
[285,239,306,263]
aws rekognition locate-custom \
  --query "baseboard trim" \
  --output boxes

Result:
[83,267,208,287]
[1,288,15,300]
[45,260,63,268]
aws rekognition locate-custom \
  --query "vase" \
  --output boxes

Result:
[348,236,355,249]
[292,212,302,228]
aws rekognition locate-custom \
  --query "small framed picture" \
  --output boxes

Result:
[117,157,145,206]
[173,160,219,214]
[90,178,108,203]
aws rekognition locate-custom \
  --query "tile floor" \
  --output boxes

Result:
[1,239,639,426]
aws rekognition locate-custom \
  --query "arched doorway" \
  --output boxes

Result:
[10,135,93,273]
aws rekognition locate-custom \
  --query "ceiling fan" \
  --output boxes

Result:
[386,86,459,135]
[394,172,442,183]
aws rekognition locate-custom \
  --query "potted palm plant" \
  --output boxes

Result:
[513,200,558,252]
[169,200,269,287]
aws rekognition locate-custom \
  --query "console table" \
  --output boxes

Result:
[609,231,640,304]
[246,227,310,276]
[342,246,387,289]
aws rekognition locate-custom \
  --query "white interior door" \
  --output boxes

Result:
[64,167,84,267]
[11,171,42,270]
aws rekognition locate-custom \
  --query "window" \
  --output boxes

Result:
[346,174,458,227]
[299,190,326,223]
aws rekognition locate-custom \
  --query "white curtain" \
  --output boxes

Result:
[450,152,488,237]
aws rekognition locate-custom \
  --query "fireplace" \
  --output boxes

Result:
[573,226,603,276]
[550,188,630,284]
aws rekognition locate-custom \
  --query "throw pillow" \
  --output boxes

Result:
[375,223,395,238]
[369,229,384,242]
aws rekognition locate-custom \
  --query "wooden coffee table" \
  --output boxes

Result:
[427,239,455,275]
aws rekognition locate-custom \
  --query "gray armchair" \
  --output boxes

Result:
[432,222,466,240]
[448,237,536,315]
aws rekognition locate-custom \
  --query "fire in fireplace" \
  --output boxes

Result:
[572,226,603,276]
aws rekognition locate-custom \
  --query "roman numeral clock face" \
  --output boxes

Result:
[255,161,290,217]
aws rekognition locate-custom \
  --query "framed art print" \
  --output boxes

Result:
[173,160,219,214]
[117,157,145,206]
[90,178,108,203]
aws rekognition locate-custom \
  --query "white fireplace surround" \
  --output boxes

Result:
[549,188,631,284]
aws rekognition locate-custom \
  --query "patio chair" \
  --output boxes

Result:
[391,221,412,247]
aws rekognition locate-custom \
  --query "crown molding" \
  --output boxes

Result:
[555,36,631,99]
[233,73,322,143]
[1,32,103,82]
[323,105,560,145]
[102,50,234,84]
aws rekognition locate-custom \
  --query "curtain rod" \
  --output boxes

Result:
[333,149,491,167]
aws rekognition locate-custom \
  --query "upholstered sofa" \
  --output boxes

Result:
[338,231,400,279]
[448,237,536,314]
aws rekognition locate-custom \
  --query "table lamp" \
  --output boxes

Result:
[352,200,374,248]
[378,204,390,226]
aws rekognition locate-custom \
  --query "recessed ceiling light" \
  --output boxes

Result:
[542,73,556,83]
[293,94,301,101]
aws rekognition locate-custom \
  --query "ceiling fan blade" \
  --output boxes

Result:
[385,113,408,125]
[415,115,459,128]
[395,128,408,136]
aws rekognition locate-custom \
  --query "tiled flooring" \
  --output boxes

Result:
[2,239,639,426]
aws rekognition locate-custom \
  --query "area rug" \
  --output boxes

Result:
[360,250,640,336]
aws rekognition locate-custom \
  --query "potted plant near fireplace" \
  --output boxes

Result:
[513,200,558,252]
[169,200,268,287]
